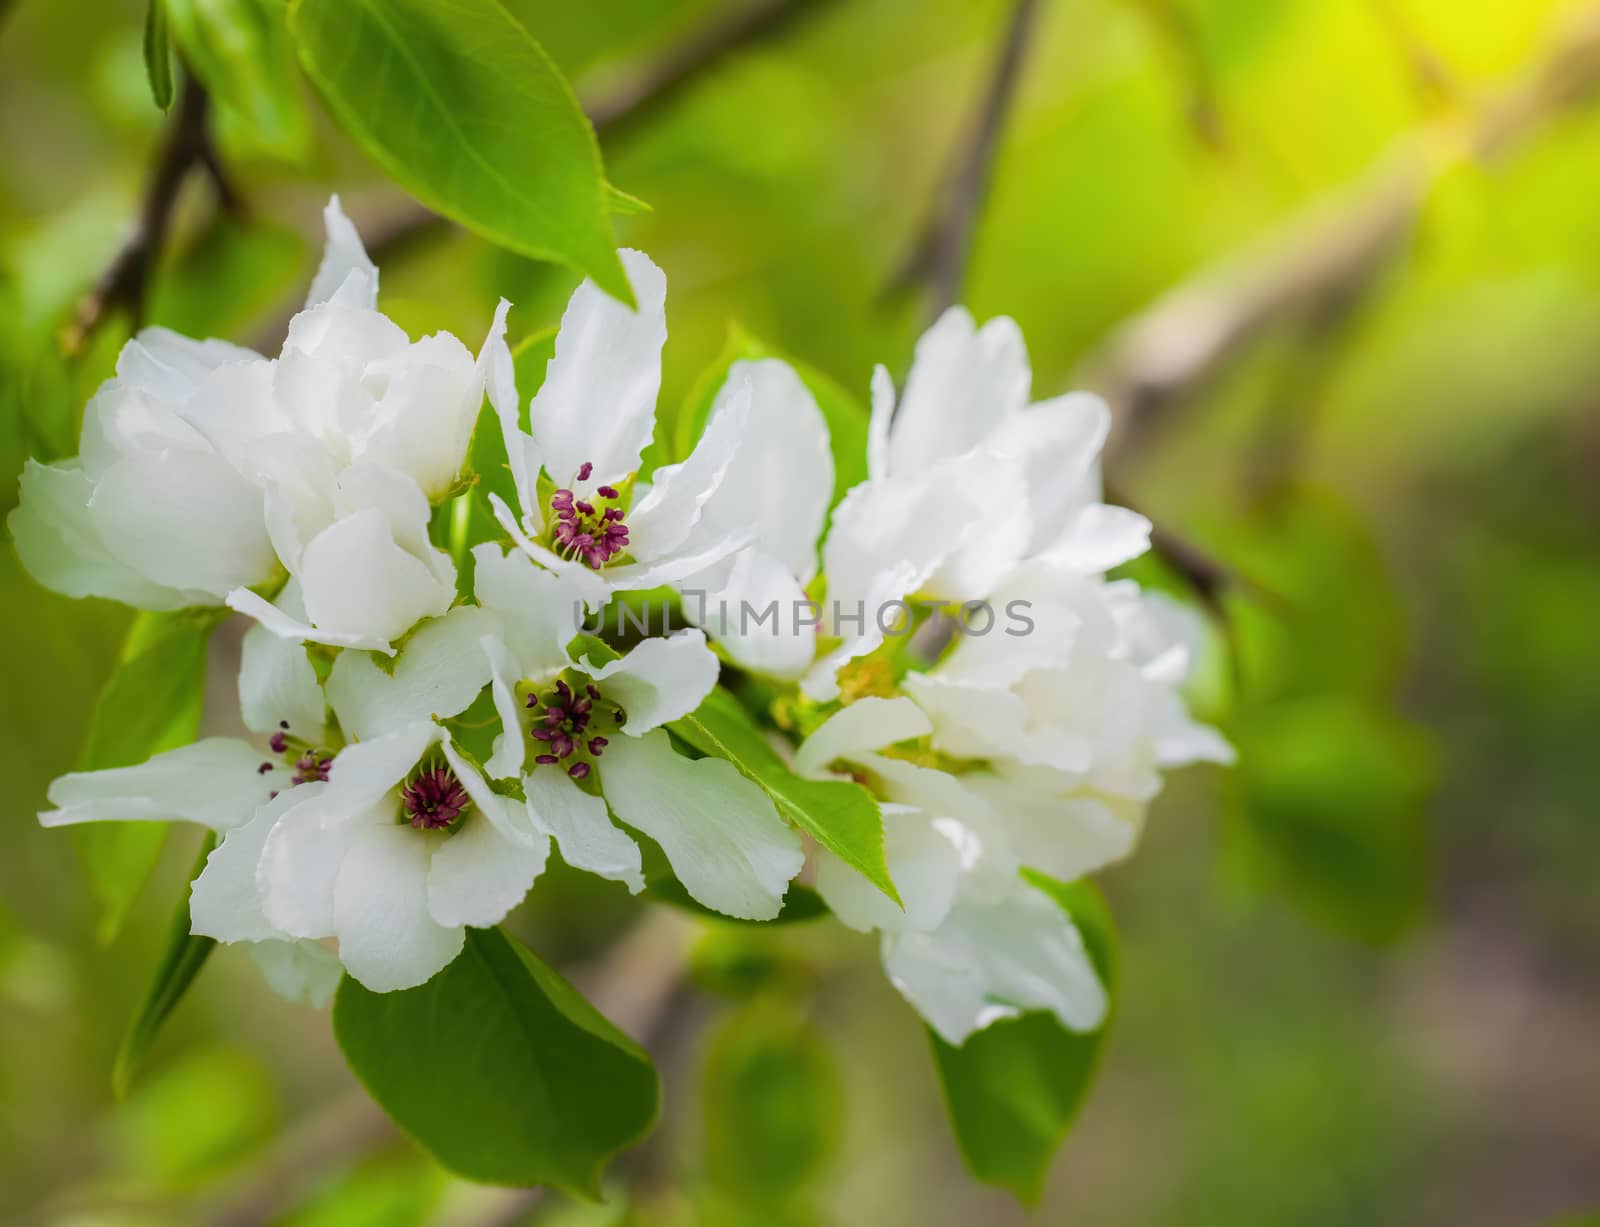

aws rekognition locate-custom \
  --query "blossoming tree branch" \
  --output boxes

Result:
[8,0,1235,1204]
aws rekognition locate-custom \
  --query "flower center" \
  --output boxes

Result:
[527,675,627,781]
[547,460,629,570]
[260,720,333,799]
[401,766,471,830]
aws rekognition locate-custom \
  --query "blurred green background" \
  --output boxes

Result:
[3,0,1599,1223]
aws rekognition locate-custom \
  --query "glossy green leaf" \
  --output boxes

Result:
[113,832,218,1098]
[72,610,220,942]
[929,875,1117,1205]
[668,686,898,905]
[704,1003,840,1205]
[333,926,658,1194]
[288,0,629,302]
[143,0,174,111]
[166,0,310,160]
[673,323,868,504]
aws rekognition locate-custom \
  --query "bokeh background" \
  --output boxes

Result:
[3,0,1599,1224]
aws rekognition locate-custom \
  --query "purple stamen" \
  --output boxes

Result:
[269,732,288,754]
[401,767,471,831]
[544,461,629,570]
[567,762,591,781]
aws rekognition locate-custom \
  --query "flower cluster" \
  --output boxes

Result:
[13,200,1228,1039]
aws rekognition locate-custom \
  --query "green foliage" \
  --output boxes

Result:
[142,0,174,112]
[165,0,310,160]
[72,610,221,943]
[113,1046,279,1189]
[647,876,828,926]
[114,833,218,1098]
[1230,696,1434,942]
[671,686,898,905]
[703,1002,841,1214]
[287,0,630,302]
[672,323,870,503]
[332,926,658,1194]
[929,875,1117,1205]
[1220,487,1437,942]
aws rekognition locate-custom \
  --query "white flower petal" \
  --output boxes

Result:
[697,359,833,581]
[257,794,375,939]
[359,330,480,501]
[794,696,931,777]
[985,392,1110,554]
[883,871,1108,1045]
[523,768,643,892]
[1039,504,1152,574]
[483,300,543,525]
[246,939,343,1007]
[528,248,666,484]
[298,508,455,649]
[439,733,540,849]
[481,635,530,780]
[965,775,1142,883]
[116,328,262,405]
[887,308,1030,475]
[326,606,494,740]
[90,449,277,599]
[489,492,609,610]
[225,586,390,654]
[866,363,894,483]
[9,460,198,609]
[627,377,749,563]
[334,825,464,992]
[600,728,803,921]
[322,721,440,815]
[685,546,815,680]
[426,812,548,929]
[238,601,325,737]
[583,628,719,735]
[815,806,962,934]
[306,194,378,310]
[470,544,580,679]
[41,739,275,831]
[190,786,315,943]
[903,673,1094,775]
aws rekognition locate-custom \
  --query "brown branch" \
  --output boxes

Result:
[1088,3,1600,468]
[61,73,237,356]
[884,0,1044,318]
[356,0,842,272]
[587,0,843,143]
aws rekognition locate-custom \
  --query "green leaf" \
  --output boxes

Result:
[703,1003,840,1205]
[114,832,218,1098]
[929,876,1117,1205]
[333,927,658,1194]
[647,877,828,925]
[143,0,175,111]
[72,610,220,943]
[166,0,310,160]
[668,687,898,906]
[605,182,652,216]
[288,0,630,303]
[1229,695,1434,942]
[672,323,869,504]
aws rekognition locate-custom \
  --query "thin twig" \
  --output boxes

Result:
[356,0,842,272]
[1089,2,1600,466]
[587,0,843,142]
[61,73,237,356]
[884,0,1044,319]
